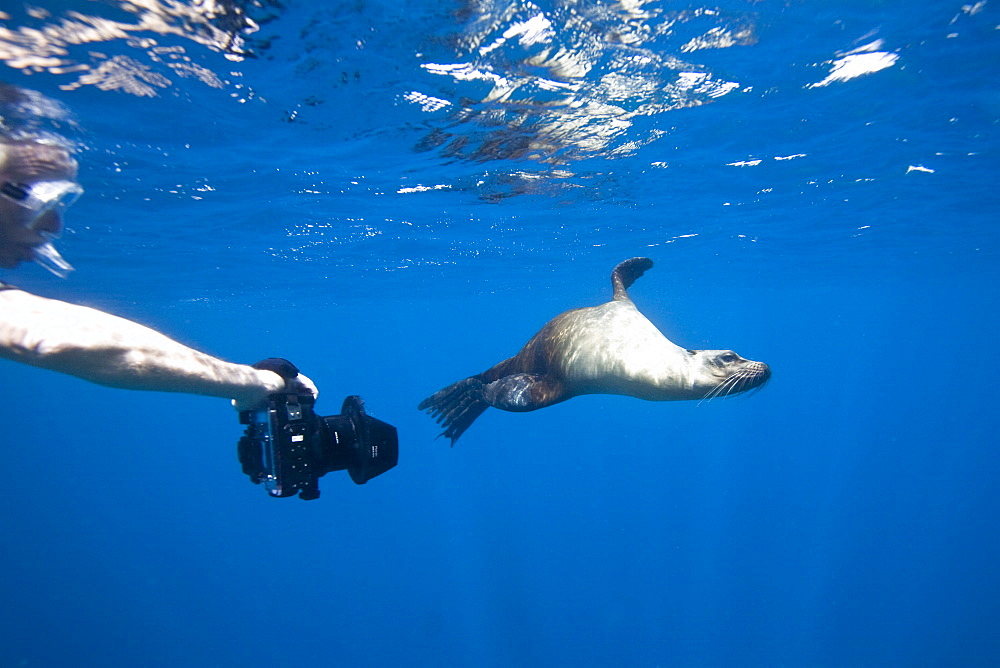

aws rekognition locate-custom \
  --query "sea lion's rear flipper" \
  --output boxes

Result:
[418,378,490,445]
[611,257,654,301]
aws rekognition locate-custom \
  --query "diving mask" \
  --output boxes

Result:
[0,179,83,278]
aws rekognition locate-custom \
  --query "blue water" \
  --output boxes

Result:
[1,1,998,666]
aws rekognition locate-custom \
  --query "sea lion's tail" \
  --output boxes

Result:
[611,257,654,301]
[418,378,490,445]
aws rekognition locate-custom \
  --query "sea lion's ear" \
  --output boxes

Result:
[611,257,654,301]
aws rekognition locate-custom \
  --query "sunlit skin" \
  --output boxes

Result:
[0,138,316,409]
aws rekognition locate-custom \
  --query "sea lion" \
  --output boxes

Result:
[419,257,770,443]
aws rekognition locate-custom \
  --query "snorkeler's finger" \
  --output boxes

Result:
[290,372,319,400]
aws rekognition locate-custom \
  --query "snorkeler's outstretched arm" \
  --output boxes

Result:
[0,288,316,410]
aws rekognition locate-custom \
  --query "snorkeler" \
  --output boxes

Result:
[0,83,316,411]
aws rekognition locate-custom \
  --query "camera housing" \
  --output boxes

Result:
[237,393,398,500]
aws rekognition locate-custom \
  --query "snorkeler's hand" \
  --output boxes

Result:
[232,358,319,411]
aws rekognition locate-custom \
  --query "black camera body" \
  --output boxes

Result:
[237,393,398,500]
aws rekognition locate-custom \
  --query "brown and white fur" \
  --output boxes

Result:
[419,257,770,443]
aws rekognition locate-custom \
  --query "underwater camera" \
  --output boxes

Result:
[237,392,398,500]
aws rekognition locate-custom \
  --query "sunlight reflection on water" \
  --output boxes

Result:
[0,0,276,96]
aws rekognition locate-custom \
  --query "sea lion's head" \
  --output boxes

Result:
[686,349,771,401]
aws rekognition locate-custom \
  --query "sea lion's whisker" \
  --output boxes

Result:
[733,372,753,397]
[699,380,726,404]
[722,374,743,398]
[699,374,738,405]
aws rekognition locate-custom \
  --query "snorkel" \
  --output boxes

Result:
[32,232,75,278]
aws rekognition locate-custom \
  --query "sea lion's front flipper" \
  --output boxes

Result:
[482,374,563,412]
[417,373,561,444]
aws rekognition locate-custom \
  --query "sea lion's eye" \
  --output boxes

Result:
[719,353,737,364]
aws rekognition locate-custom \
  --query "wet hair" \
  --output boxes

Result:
[0,82,78,150]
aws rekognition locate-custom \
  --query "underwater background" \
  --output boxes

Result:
[1,0,998,665]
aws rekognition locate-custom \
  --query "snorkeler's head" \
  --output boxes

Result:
[0,140,82,277]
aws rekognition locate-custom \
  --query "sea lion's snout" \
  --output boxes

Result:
[747,360,771,387]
